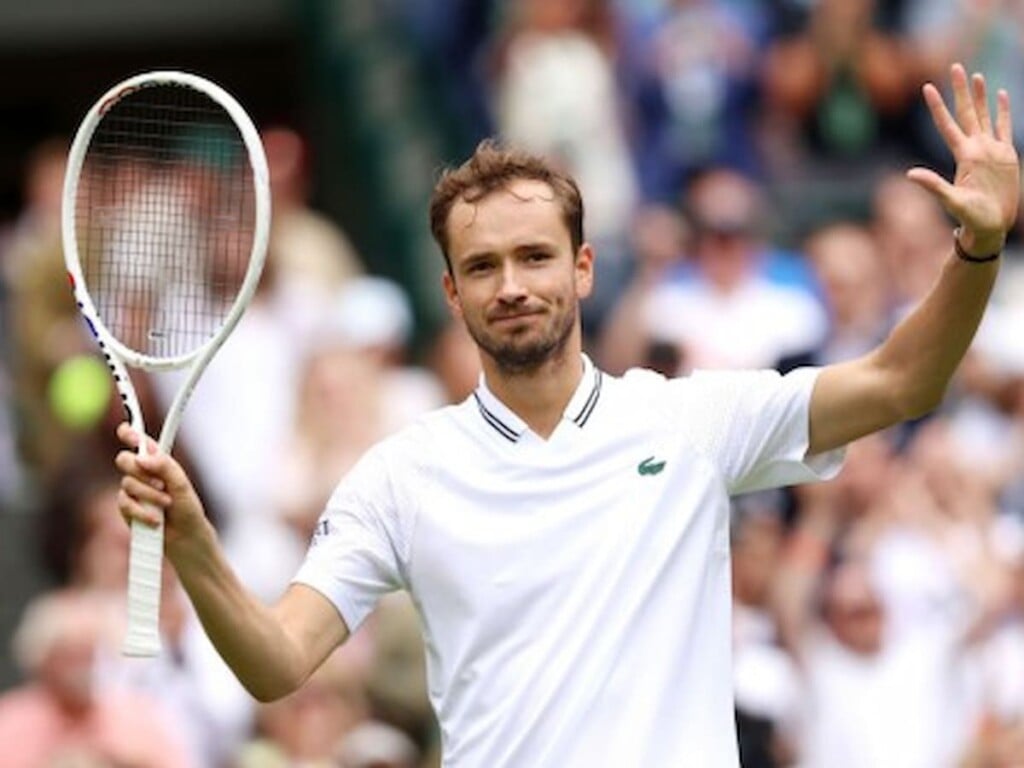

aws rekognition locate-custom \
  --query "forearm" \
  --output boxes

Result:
[167,523,311,701]
[115,425,345,699]
[875,247,998,417]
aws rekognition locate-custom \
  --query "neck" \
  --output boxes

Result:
[481,339,584,439]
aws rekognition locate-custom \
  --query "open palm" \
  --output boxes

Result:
[907,63,1020,256]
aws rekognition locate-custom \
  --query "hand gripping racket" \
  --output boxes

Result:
[61,71,270,656]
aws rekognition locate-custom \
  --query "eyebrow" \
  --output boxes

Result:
[461,241,558,261]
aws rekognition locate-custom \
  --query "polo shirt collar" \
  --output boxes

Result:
[473,355,603,443]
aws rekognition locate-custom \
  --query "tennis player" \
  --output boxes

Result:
[116,64,1018,766]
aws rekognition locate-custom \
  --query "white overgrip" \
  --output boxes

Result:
[123,515,164,656]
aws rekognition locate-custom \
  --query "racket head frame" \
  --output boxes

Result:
[62,69,271,379]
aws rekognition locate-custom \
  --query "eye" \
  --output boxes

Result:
[525,250,552,264]
[465,260,493,275]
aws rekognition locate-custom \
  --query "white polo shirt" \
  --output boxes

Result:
[294,356,842,767]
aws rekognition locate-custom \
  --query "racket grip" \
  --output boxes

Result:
[123,512,165,657]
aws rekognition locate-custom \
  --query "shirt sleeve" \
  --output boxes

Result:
[291,444,410,633]
[678,366,844,494]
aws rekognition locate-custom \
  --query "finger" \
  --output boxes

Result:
[114,449,135,473]
[118,488,163,528]
[117,421,139,448]
[121,475,173,508]
[996,88,1013,143]
[950,62,981,136]
[971,72,993,135]
[117,422,159,456]
[114,450,165,489]
[922,82,964,152]
[905,167,975,223]
[136,449,194,498]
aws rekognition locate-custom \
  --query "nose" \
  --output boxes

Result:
[496,261,528,305]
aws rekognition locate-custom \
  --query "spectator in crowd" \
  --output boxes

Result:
[36,453,254,767]
[336,720,421,768]
[4,139,87,482]
[38,459,130,592]
[234,593,431,768]
[872,170,955,312]
[597,203,689,374]
[0,588,195,768]
[264,125,364,293]
[427,317,482,404]
[273,322,395,551]
[397,0,496,145]
[273,277,443,555]
[361,594,436,759]
[640,167,827,371]
[959,536,1024,765]
[0,138,66,502]
[960,717,1024,768]
[1,137,66,310]
[235,644,374,768]
[321,276,446,428]
[902,0,1024,166]
[624,0,766,200]
[779,222,893,372]
[761,0,915,169]
[761,0,920,229]
[774,424,1019,767]
[730,491,801,768]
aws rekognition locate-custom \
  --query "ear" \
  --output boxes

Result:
[442,271,463,318]
[574,243,595,299]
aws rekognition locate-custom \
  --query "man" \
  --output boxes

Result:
[116,64,1018,766]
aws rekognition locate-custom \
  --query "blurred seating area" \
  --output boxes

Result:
[2,1,1024,766]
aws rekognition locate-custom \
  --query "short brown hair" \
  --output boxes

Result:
[429,140,584,271]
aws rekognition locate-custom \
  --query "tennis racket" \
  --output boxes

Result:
[61,71,270,657]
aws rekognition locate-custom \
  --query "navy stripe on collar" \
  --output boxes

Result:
[572,368,602,427]
[473,392,521,442]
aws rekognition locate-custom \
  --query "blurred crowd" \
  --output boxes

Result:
[3,0,1024,766]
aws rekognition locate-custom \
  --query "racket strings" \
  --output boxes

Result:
[76,84,256,360]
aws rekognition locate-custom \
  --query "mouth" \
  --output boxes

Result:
[490,310,542,325]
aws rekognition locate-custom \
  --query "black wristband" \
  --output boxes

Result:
[953,228,1001,263]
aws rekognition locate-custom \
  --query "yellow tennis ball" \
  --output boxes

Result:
[48,355,112,430]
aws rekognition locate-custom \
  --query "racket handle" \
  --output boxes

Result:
[123,513,165,657]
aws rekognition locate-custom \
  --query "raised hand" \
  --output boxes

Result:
[907,63,1020,257]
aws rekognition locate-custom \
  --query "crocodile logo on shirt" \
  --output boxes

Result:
[637,456,666,476]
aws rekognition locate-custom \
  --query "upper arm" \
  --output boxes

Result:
[272,582,351,685]
[677,368,843,493]
[808,354,907,455]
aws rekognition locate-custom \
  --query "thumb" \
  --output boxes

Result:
[906,167,955,205]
